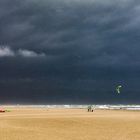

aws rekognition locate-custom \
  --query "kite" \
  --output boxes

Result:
[116,85,122,94]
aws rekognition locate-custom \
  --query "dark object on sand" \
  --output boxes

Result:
[0,110,5,113]
[87,105,92,112]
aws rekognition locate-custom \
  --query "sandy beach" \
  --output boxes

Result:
[0,107,140,140]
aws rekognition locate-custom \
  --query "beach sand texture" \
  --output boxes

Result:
[0,108,140,140]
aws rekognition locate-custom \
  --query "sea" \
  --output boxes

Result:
[3,104,140,110]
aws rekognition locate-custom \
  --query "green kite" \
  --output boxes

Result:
[116,85,122,94]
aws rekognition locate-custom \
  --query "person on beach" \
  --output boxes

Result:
[87,105,92,112]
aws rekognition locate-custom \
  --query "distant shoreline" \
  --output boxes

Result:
[1,104,140,110]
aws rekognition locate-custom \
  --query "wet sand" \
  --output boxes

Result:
[0,107,140,140]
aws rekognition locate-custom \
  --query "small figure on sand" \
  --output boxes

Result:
[87,105,94,112]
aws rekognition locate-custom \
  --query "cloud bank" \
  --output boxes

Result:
[18,49,45,57]
[0,47,14,57]
[0,46,45,57]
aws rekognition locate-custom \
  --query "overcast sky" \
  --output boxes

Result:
[0,0,140,104]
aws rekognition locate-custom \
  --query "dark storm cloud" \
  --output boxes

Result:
[0,0,140,104]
